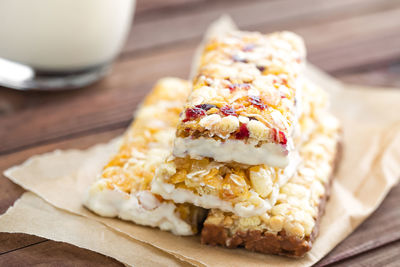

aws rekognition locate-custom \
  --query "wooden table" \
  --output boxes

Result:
[1,0,400,265]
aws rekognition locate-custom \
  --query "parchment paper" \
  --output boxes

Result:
[1,16,400,267]
[0,192,190,267]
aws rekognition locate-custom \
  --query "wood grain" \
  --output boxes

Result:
[0,43,192,154]
[135,0,206,15]
[325,241,400,267]
[0,129,124,265]
[316,184,400,266]
[0,0,399,265]
[339,63,400,88]
[3,7,400,154]
[0,233,45,255]
[0,128,124,212]
[0,129,123,258]
[0,240,123,267]
[1,1,400,155]
[125,0,400,54]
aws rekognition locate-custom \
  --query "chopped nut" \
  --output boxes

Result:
[247,120,269,139]
[271,203,291,216]
[269,215,284,232]
[238,216,261,228]
[284,221,305,238]
[199,114,221,130]
[205,215,224,225]
[238,115,250,124]
[249,166,273,198]
[218,115,239,136]
[260,213,271,224]
[160,162,177,177]
[281,184,308,198]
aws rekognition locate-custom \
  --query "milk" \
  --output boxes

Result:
[0,0,135,71]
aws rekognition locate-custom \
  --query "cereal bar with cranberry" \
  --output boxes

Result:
[201,112,340,257]
[85,78,207,235]
[152,80,329,218]
[173,30,306,167]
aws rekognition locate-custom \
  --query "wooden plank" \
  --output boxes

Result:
[1,2,400,155]
[1,173,399,265]
[0,233,45,255]
[0,129,123,257]
[1,126,400,263]
[0,180,24,215]
[0,43,194,155]
[0,239,123,267]
[126,0,400,53]
[324,241,400,267]
[302,9,400,72]
[316,184,400,266]
[337,63,400,88]
[0,128,124,214]
[135,0,207,14]
[0,0,399,265]
[3,4,400,154]
[1,87,399,263]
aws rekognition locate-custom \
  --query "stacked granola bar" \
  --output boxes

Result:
[152,30,340,256]
[201,112,340,256]
[86,30,340,257]
[173,31,306,167]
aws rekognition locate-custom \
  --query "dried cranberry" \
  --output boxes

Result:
[236,124,250,139]
[220,105,238,117]
[232,55,248,63]
[195,104,216,111]
[243,44,255,52]
[256,65,265,72]
[249,95,266,110]
[182,107,206,122]
[271,128,277,142]
[271,128,287,145]
[278,131,287,145]
[228,83,251,92]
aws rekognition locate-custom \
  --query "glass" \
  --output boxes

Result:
[0,0,136,91]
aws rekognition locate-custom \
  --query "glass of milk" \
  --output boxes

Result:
[0,0,135,90]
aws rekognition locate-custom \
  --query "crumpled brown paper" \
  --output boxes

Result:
[1,17,400,267]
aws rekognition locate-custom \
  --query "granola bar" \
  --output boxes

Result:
[84,78,207,235]
[173,30,306,167]
[151,80,328,218]
[201,114,340,256]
